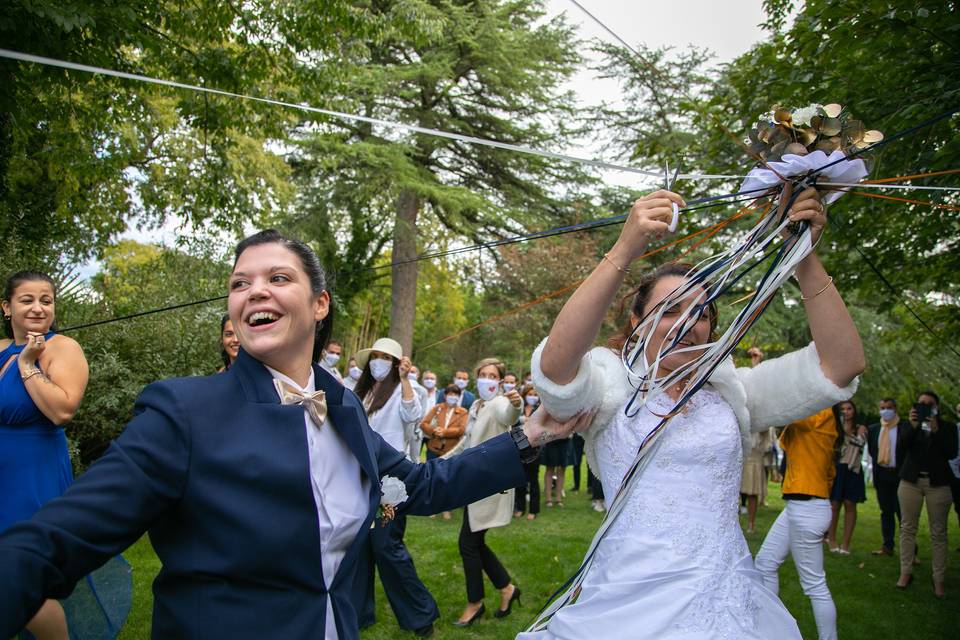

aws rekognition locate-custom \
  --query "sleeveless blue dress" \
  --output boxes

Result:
[0,334,131,639]
[0,332,73,532]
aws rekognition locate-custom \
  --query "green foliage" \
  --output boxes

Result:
[58,240,229,467]
[288,0,595,345]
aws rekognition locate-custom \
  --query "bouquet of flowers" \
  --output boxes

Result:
[740,103,884,204]
[747,102,883,165]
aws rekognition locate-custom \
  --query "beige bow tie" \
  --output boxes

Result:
[274,379,327,426]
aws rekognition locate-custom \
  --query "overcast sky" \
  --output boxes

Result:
[545,0,769,189]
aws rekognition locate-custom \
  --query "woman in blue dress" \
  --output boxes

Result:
[1,271,89,639]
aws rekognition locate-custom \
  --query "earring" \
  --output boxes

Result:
[2,315,9,320]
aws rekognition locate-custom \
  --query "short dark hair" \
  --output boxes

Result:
[3,271,58,338]
[233,229,333,362]
[918,391,940,406]
[326,340,342,349]
[443,384,462,396]
[879,397,897,406]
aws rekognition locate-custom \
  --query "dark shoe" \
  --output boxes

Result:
[494,586,521,619]
[896,574,914,590]
[871,548,893,556]
[453,604,485,627]
[414,623,434,638]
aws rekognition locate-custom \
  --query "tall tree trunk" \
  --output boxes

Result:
[389,188,421,355]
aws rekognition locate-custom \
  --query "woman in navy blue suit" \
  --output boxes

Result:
[0,230,589,640]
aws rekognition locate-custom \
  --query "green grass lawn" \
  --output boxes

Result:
[117,466,960,639]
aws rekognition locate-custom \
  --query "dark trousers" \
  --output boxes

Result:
[571,434,585,491]
[354,514,439,631]
[459,507,511,603]
[514,460,541,515]
[588,466,604,501]
[874,466,902,551]
[952,474,960,527]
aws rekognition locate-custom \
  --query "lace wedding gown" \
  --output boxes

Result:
[518,388,801,640]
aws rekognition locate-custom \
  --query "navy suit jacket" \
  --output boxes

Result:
[0,350,525,639]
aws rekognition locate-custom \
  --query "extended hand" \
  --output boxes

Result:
[523,408,597,448]
[398,357,412,377]
[504,389,522,408]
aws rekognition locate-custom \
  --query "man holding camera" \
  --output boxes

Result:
[895,391,958,598]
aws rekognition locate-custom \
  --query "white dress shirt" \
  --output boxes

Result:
[267,367,369,639]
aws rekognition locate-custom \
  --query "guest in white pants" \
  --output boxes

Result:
[756,407,839,640]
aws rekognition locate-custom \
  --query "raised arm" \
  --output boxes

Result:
[540,190,685,384]
[787,187,866,387]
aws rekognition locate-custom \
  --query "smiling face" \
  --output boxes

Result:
[636,275,712,377]
[220,319,241,363]
[228,243,328,375]
[2,279,56,340]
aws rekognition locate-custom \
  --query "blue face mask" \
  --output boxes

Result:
[879,408,896,422]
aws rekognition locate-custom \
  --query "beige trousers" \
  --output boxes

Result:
[898,478,953,582]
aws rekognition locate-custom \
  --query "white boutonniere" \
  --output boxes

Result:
[377,476,408,527]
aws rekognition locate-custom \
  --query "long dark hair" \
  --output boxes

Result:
[832,400,859,456]
[608,262,718,352]
[219,314,233,370]
[354,356,401,415]
[232,230,334,362]
[3,271,59,339]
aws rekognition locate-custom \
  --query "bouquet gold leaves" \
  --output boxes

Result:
[747,103,884,167]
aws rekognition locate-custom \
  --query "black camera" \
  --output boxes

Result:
[913,403,932,424]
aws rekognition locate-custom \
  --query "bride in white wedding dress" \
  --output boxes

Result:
[518,187,864,640]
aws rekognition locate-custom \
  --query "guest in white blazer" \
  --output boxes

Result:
[445,357,524,626]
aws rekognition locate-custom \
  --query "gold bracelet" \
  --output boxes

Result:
[21,367,42,382]
[801,276,834,301]
[602,252,630,275]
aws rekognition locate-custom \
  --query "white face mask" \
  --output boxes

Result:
[369,359,392,382]
[502,383,516,393]
[879,408,897,422]
[454,378,468,390]
[476,377,499,401]
[423,378,437,389]
[525,396,540,406]
[407,372,418,381]
[324,353,341,367]
[445,395,459,407]
[348,366,362,380]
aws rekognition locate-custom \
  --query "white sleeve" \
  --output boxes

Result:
[529,337,604,421]
[738,342,859,431]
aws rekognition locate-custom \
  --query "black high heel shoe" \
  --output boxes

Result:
[494,585,521,619]
[453,604,485,627]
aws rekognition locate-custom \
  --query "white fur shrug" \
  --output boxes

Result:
[530,338,858,473]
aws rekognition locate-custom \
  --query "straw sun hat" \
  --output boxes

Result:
[353,337,404,370]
